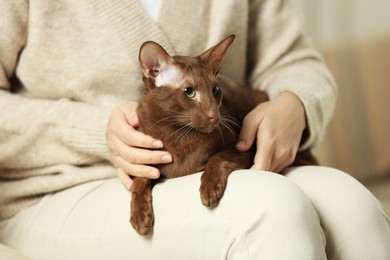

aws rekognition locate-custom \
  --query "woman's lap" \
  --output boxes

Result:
[1,166,389,260]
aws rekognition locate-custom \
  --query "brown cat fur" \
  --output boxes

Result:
[130,35,317,235]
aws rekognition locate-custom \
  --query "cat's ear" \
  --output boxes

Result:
[198,34,235,75]
[139,41,173,80]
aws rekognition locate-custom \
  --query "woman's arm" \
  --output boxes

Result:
[0,1,112,170]
[246,0,337,149]
[237,0,337,171]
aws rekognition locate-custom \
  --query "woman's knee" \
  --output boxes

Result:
[232,170,322,228]
[224,170,317,216]
[286,166,390,259]
[286,166,385,216]
[221,170,326,259]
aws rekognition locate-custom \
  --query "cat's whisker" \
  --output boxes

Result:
[221,115,241,130]
[151,116,180,127]
[164,109,182,114]
[220,120,238,141]
[162,122,194,146]
[220,116,236,128]
[153,119,185,129]
[161,113,185,120]
[176,123,195,141]
[151,122,181,135]
[165,124,190,141]
[151,116,193,136]
[217,125,227,148]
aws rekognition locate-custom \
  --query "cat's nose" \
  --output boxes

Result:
[208,113,220,123]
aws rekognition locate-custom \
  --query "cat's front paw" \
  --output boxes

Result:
[130,178,154,236]
[130,203,154,236]
[199,173,227,208]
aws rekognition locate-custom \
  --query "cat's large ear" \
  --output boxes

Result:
[198,34,235,75]
[139,41,173,80]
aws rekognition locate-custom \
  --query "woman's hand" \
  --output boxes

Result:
[106,101,172,189]
[236,92,306,173]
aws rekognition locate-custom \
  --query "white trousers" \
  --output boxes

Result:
[1,166,389,260]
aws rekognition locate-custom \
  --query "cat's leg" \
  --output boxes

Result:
[130,177,154,236]
[200,149,253,207]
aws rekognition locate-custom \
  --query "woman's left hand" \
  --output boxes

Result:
[235,91,307,173]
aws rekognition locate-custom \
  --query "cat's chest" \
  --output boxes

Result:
[159,151,211,178]
[167,132,220,160]
[158,131,221,178]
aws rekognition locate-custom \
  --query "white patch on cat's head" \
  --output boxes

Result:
[155,67,185,88]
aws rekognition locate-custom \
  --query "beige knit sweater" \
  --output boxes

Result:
[0,0,336,220]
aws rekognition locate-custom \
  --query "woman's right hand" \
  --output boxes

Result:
[106,101,172,190]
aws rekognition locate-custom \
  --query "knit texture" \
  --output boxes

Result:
[0,0,336,219]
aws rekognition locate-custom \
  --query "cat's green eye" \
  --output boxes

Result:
[184,87,196,98]
[212,85,220,96]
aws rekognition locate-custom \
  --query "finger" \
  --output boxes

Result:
[127,112,140,128]
[269,153,287,173]
[113,136,172,165]
[251,133,273,171]
[236,115,263,152]
[117,124,163,149]
[251,151,272,171]
[117,168,134,190]
[272,161,289,174]
[271,149,296,173]
[119,102,139,125]
[113,155,161,179]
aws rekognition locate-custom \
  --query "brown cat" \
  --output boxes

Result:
[130,35,317,235]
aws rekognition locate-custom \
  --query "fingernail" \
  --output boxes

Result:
[161,154,172,163]
[148,169,159,178]
[152,140,163,148]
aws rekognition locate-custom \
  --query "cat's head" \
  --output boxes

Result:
[138,35,235,133]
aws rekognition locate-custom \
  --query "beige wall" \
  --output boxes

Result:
[296,0,390,47]
[295,0,390,180]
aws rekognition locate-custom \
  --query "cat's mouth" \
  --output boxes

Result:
[198,113,221,133]
[196,120,220,134]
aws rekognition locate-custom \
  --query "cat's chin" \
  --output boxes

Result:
[197,124,219,134]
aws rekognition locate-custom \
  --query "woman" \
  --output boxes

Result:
[1,0,389,259]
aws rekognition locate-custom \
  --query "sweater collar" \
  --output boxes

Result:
[90,0,178,59]
[90,0,211,59]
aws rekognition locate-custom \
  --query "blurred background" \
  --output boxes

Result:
[295,0,390,214]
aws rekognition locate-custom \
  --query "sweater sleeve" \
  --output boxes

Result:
[0,1,113,170]
[247,0,337,149]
